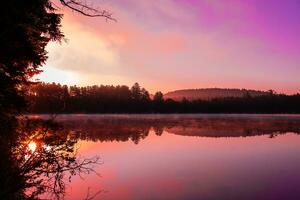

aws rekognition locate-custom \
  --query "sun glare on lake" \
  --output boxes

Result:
[28,141,37,152]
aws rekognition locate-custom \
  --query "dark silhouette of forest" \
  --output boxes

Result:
[0,1,113,199]
[26,82,300,114]
[34,115,300,144]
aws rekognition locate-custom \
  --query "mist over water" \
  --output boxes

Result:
[29,114,300,200]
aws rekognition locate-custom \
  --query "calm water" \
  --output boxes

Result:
[34,114,300,200]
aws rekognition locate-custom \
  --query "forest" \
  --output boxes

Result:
[26,82,300,114]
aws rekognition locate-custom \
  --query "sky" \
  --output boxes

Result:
[37,0,300,94]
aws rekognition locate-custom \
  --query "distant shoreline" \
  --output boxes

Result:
[24,113,300,118]
[25,83,300,114]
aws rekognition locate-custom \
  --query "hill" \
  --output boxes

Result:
[164,88,269,101]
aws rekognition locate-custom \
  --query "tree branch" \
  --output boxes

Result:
[59,0,116,21]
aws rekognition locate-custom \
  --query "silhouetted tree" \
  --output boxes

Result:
[131,82,142,101]
[0,0,113,117]
[0,1,58,115]
[152,91,164,112]
[26,82,300,114]
[153,91,164,102]
[140,88,151,101]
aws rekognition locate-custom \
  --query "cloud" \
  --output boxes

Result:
[40,0,300,94]
[46,18,121,75]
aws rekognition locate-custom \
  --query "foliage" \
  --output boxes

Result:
[26,82,154,113]
[0,0,65,116]
[0,0,113,116]
[26,82,300,114]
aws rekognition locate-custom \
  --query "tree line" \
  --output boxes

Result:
[60,116,300,144]
[26,82,300,114]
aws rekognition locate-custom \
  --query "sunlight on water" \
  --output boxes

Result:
[26,114,300,200]
[28,141,37,152]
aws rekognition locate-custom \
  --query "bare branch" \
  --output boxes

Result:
[84,187,105,200]
[13,118,103,199]
[59,0,116,21]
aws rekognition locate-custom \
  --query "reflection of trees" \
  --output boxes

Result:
[56,116,300,142]
[0,117,100,200]
[153,126,164,136]
[64,120,152,144]
[164,117,300,138]
[2,115,298,198]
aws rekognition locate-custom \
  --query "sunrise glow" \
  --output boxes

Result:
[28,141,37,153]
[3,1,300,199]
[38,0,300,94]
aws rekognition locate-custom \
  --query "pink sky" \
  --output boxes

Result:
[38,0,300,94]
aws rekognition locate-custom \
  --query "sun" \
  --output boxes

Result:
[28,141,37,152]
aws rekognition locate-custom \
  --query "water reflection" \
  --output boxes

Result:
[54,115,300,143]
[0,117,100,200]
[53,114,300,200]
[2,114,300,200]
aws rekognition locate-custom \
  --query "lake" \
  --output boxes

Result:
[32,114,300,200]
